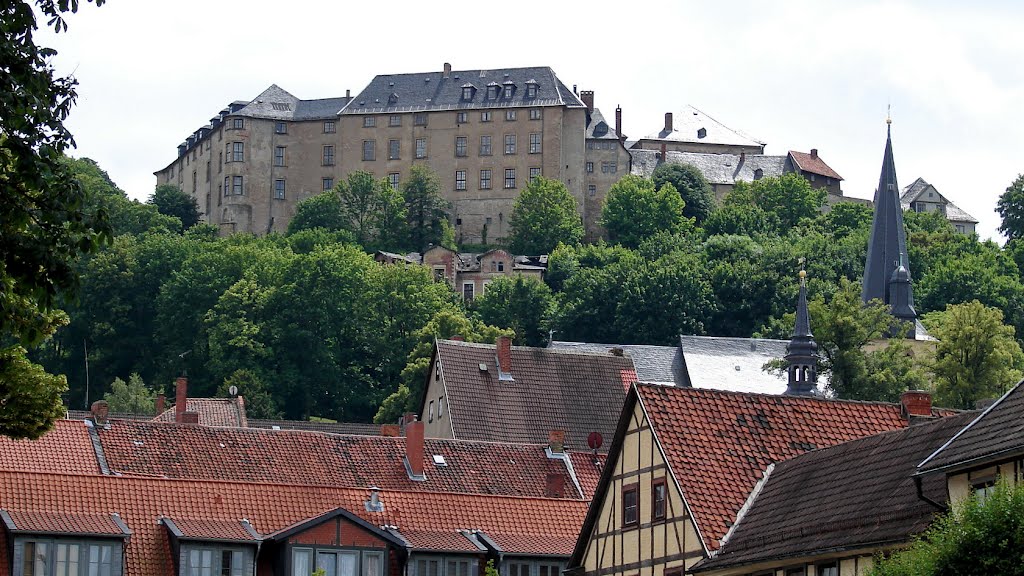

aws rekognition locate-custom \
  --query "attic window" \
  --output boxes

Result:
[503,83,515,99]
[461,85,475,100]
[271,102,291,111]
[697,127,707,139]
[432,454,447,467]
[388,93,399,105]
[487,83,499,99]
[526,81,538,98]
[754,168,764,180]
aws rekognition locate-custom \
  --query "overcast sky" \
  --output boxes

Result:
[40,0,1024,241]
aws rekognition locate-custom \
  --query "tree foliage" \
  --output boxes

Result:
[474,275,554,347]
[403,165,449,250]
[601,175,691,249]
[508,176,584,255]
[996,173,1024,241]
[651,162,715,223]
[149,184,200,231]
[103,373,155,415]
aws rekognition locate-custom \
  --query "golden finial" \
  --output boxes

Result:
[886,103,892,125]
[798,270,807,279]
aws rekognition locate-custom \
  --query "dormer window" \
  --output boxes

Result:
[525,80,538,99]
[461,84,475,101]
[486,83,499,99]
[388,92,398,105]
[697,127,707,139]
[502,82,515,99]
[754,168,764,180]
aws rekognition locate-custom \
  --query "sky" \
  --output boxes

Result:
[39,0,1024,241]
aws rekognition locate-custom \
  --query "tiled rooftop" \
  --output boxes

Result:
[436,340,637,451]
[678,336,792,394]
[152,398,247,427]
[637,385,952,552]
[247,419,382,436]
[0,420,100,475]
[548,341,681,385]
[165,518,259,542]
[1,510,129,536]
[787,150,843,180]
[696,411,977,570]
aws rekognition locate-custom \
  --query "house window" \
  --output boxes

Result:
[389,115,401,127]
[529,133,541,153]
[653,478,667,520]
[504,168,515,189]
[323,145,335,166]
[480,170,491,190]
[622,483,639,526]
[432,267,445,282]
[503,84,514,99]
[218,152,222,173]
[388,139,400,160]
[231,176,243,195]
[363,116,376,128]
[223,177,229,196]
[956,224,965,233]
[274,179,286,199]
[231,118,244,130]
[456,112,467,124]
[413,557,444,576]
[497,261,504,272]
[462,282,474,301]
[785,570,805,576]
[601,161,617,174]
[274,146,286,167]
[414,113,428,126]
[526,83,538,99]
[481,111,492,122]
[529,167,541,182]
[17,540,123,576]
[182,545,251,576]
[530,109,543,121]
[588,185,596,197]
[455,136,468,157]
[316,550,358,576]
[461,86,474,100]
[275,122,287,134]
[429,401,434,423]
[446,559,474,576]
[754,168,764,180]
[486,85,499,99]
[415,138,427,158]
[585,161,593,173]
[362,140,375,161]
[230,142,244,162]
[504,134,516,155]
[816,564,838,576]
[505,110,516,121]
[480,135,492,156]
[455,170,467,191]
[323,120,336,133]
[323,178,334,191]
[388,173,400,190]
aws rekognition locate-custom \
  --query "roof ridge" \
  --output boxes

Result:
[638,381,927,409]
[439,339,635,359]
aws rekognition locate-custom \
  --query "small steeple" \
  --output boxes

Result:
[785,269,819,396]
[888,252,918,338]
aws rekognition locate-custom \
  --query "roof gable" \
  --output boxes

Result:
[787,150,843,180]
[639,105,764,148]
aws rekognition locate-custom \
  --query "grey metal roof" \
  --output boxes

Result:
[637,105,765,148]
[630,149,786,185]
[231,85,350,121]
[548,341,682,385]
[341,66,585,114]
[678,336,792,395]
[585,107,621,141]
[900,177,979,224]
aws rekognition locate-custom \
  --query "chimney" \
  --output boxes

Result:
[545,473,566,498]
[155,394,166,415]
[365,487,384,512]
[901,390,933,422]
[548,430,565,454]
[180,411,200,425]
[810,148,818,159]
[664,112,673,132]
[615,105,623,142]
[739,151,746,164]
[346,89,351,98]
[572,84,578,95]
[442,62,452,79]
[659,142,667,162]
[579,90,594,113]
[450,335,465,341]
[380,424,400,437]
[405,419,425,480]
[496,336,512,375]
[174,377,187,423]
[90,400,110,427]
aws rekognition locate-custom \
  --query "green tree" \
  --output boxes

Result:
[922,301,1023,410]
[474,275,554,346]
[402,165,448,250]
[217,369,280,419]
[703,202,780,237]
[551,244,644,343]
[821,202,873,239]
[651,163,715,223]
[508,176,584,254]
[748,173,827,229]
[869,480,1024,576]
[996,173,1024,241]
[287,190,347,235]
[0,346,67,439]
[103,373,155,415]
[376,182,408,251]
[66,157,179,236]
[149,184,200,231]
[601,175,690,249]
[614,252,716,344]
[336,172,382,245]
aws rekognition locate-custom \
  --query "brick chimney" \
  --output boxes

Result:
[155,394,166,415]
[496,336,512,375]
[615,105,624,142]
[90,400,109,426]
[442,62,452,79]
[580,90,594,113]
[810,148,818,159]
[548,430,565,454]
[180,412,200,425]
[901,390,933,423]
[405,419,425,480]
[664,112,674,132]
[174,377,187,423]
[546,473,566,498]
[380,424,400,437]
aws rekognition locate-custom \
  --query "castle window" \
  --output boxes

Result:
[323,120,336,133]
[456,112,467,124]
[455,136,468,157]
[274,179,285,200]
[480,111,492,122]
[231,118,244,130]
[505,110,516,121]
[415,138,427,159]
[529,133,541,154]
[479,135,492,156]
[274,146,285,167]
[389,139,400,160]
[322,178,334,191]
[530,108,542,120]
[275,122,287,134]
[504,134,516,155]
[362,140,375,161]
[504,168,515,189]
[323,145,335,166]
[414,113,428,126]
[455,170,466,191]
[480,170,491,190]
[529,167,541,182]
[389,115,401,127]
[388,173,400,190]
[363,116,376,128]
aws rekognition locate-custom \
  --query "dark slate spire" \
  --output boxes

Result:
[785,270,819,396]
[889,252,918,338]
[862,120,917,327]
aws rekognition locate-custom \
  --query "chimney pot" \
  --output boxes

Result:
[175,377,188,423]
[548,430,565,453]
[155,394,166,415]
[580,90,594,113]
[346,89,351,98]
[615,105,623,142]
[496,336,512,375]
[90,400,110,426]
[443,62,451,78]
[811,148,818,158]
[573,84,577,95]
[901,390,933,419]
[405,420,425,480]
[664,112,674,133]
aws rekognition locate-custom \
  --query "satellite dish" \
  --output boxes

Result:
[587,432,603,450]
[228,385,238,396]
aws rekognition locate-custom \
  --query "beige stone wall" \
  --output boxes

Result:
[579,399,703,576]
[421,354,454,439]
[583,139,631,241]
[947,459,1021,505]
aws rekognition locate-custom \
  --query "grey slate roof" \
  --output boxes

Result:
[232,85,350,121]
[678,336,792,395]
[918,379,1024,474]
[548,341,682,385]
[693,411,978,572]
[585,107,621,141]
[630,149,786,185]
[900,177,979,224]
[341,66,585,114]
[638,105,765,148]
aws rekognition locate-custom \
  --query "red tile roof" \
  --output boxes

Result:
[568,452,605,500]
[1,510,128,536]
[788,151,843,180]
[152,398,247,427]
[637,385,940,552]
[0,420,100,475]
[0,471,588,576]
[435,340,636,451]
[95,421,585,499]
[165,518,259,542]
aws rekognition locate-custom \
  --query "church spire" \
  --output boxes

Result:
[862,119,917,328]
[785,269,819,396]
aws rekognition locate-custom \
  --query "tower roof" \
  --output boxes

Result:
[784,270,819,396]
